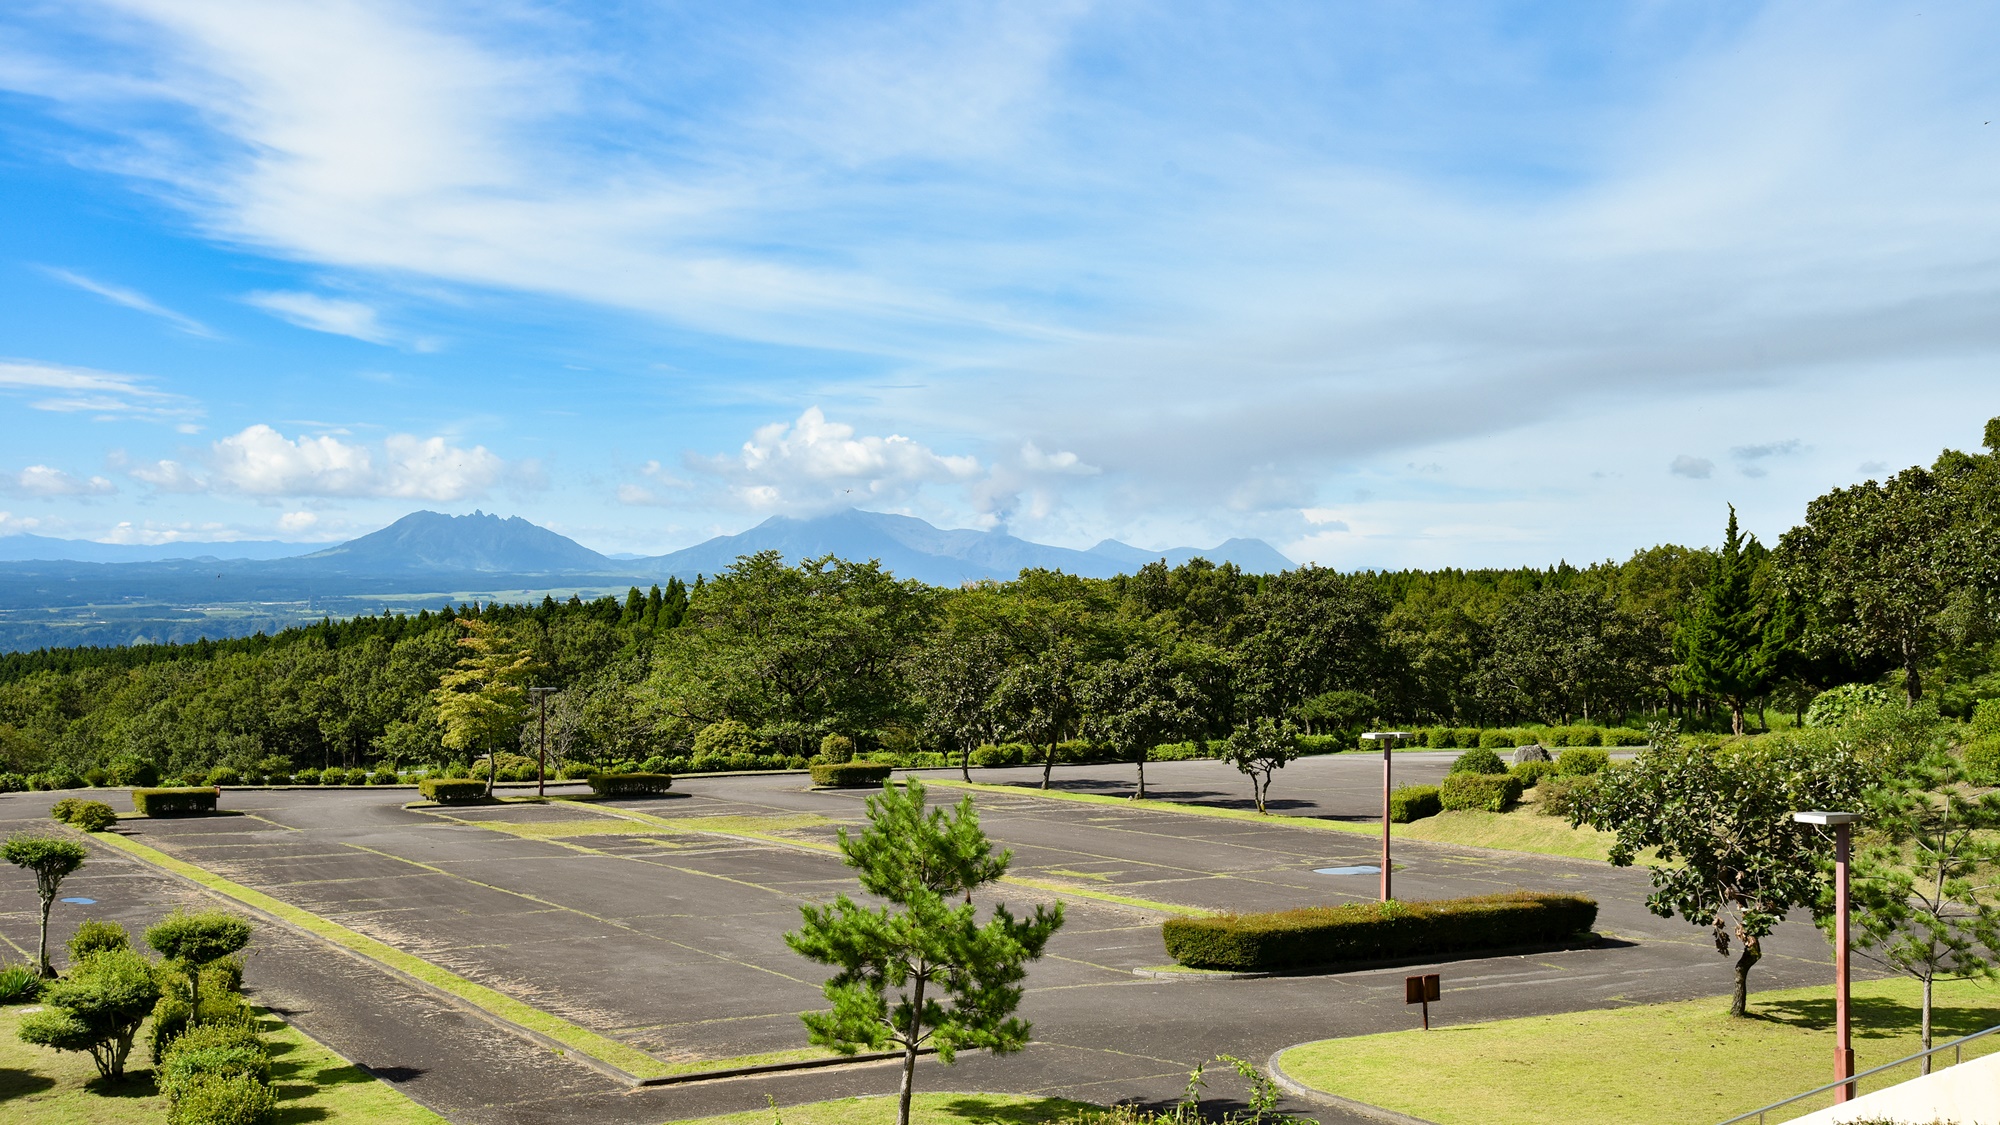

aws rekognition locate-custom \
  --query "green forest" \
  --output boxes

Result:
[2,420,1996,788]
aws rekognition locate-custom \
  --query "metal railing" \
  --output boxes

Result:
[1717,1021,2000,1125]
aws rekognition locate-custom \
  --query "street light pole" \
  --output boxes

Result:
[528,687,557,798]
[1795,810,1862,1102]
[1362,732,1413,902]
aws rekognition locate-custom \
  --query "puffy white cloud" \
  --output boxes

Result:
[123,424,508,501]
[277,510,318,532]
[691,407,980,512]
[4,465,116,497]
[0,359,200,422]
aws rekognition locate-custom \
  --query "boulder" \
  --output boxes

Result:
[1512,743,1552,764]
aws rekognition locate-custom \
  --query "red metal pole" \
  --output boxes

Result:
[1835,823,1854,1101]
[536,691,548,799]
[1380,739,1392,902]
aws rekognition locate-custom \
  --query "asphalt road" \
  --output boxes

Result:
[0,755,1848,1124]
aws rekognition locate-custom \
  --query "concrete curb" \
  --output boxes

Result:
[1266,1049,1443,1125]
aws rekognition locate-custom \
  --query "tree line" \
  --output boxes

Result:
[1,419,1996,783]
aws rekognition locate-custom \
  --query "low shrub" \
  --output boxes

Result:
[159,1021,271,1121]
[1565,727,1605,747]
[1555,747,1611,776]
[60,800,117,831]
[1162,891,1600,971]
[147,967,254,1064]
[343,767,368,785]
[819,733,857,763]
[1423,727,1457,749]
[970,743,1026,768]
[1439,771,1522,812]
[810,761,894,788]
[1448,747,1508,775]
[369,768,400,785]
[418,778,488,805]
[132,788,220,817]
[1603,727,1649,747]
[69,919,131,962]
[1450,728,1480,750]
[83,768,110,787]
[44,771,84,791]
[51,796,82,822]
[1295,734,1347,755]
[0,963,41,1004]
[1388,784,1441,823]
[204,766,241,787]
[1967,734,2000,786]
[586,772,673,797]
[0,773,22,792]
[1537,774,1600,819]
[108,758,160,787]
[289,767,319,785]
[1509,761,1556,788]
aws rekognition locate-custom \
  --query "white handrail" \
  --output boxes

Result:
[1715,1021,2000,1125]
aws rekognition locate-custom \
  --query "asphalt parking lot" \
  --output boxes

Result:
[0,754,1850,1125]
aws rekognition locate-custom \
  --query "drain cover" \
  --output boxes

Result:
[60,897,96,905]
[1313,866,1381,876]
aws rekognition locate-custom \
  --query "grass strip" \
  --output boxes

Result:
[86,828,673,1080]
[928,779,1621,863]
[1275,975,2000,1125]
[667,1092,1100,1125]
[1,1002,447,1124]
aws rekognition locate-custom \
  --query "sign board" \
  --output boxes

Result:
[1404,974,1440,1003]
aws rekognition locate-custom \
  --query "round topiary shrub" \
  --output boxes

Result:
[1805,683,1897,728]
[1555,747,1610,777]
[1449,747,1508,775]
[818,733,856,763]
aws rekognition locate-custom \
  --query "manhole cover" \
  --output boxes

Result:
[1313,866,1380,876]
[60,897,96,905]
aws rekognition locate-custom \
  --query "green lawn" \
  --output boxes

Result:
[668,1093,1101,1125]
[0,1004,446,1125]
[1276,976,2000,1125]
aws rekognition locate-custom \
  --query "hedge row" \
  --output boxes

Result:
[1161,892,1600,971]
[131,788,219,817]
[586,772,673,797]
[1440,772,1522,812]
[810,762,895,788]
[1388,785,1441,823]
[418,779,489,805]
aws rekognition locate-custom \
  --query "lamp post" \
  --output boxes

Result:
[1361,732,1414,901]
[528,686,557,798]
[1794,810,1862,1102]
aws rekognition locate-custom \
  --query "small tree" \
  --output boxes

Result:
[786,780,1063,1125]
[992,641,1084,790]
[1837,749,2000,1069]
[1082,649,1199,799]
[909,635,1004,782]
[1223,718,1300,815]
[17,947,160,1080]
[1678,507,1789,735]
[1581,725,1866,1015]
[3,834,88,978]
[433,619,533,797]
[145,910,253,1030]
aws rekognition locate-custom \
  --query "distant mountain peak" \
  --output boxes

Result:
[300,510,613,574]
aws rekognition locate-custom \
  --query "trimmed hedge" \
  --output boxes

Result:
[1162,891,1600,971]
[52,798,116,831]
[586,772,673,797]
[418,779,489,805]
[1556,747,1611,776]
[132,788,220,817]
[810,761,894,788]
[1439,771,1522,812]
[1388,784,1441,823]
[1509,761,1557,789]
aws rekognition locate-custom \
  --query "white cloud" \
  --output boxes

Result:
[43,267,215,337]
[691,407,980,513]
[122,424,508,501]
[1669,455,1715,480]
[4,465,116,498]
[0,359,200,422]
[244,291,394,345]
[276,510,317,532]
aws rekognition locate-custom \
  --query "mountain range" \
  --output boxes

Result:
[1,509,1294,585]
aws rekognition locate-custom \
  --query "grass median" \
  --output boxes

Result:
[1274,976,2000,1125]
[1,1003,446,1125]
[667,1093,1100,1125]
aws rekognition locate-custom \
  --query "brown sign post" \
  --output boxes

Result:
[1404,973,1440,1030]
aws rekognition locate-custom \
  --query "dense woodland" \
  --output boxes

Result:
[2,420,1996,784]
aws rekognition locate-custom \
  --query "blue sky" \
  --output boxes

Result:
[2,1,1997,565]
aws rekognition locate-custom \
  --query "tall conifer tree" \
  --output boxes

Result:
[1680,506,1787,735]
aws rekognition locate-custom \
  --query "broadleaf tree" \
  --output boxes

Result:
[991,639,1084,790]
[1580,724,1867,1015]
[432,618,533,796]
[1082,646,1203,799]
[3,834,88,977]
[786,780,1063,1125]
[1223,717,1301,815]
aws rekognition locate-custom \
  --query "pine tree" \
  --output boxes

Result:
[643,584,663,630]
[786,780,1062,1125]
[661,577,689,629]
[1679,506,1788,735]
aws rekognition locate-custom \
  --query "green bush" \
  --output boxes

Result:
[83,768,109,787]
[66,801,117,831]
[18,947,161,1080]
[1509,761,1557,789]
[1449,747,1508,775]
[1161,891,1600,971]
[69,919,131,962]
[586,772,673,797]
[0,773,22,792]
[1555,747,1610,776]
[418,778,487,804]
[291,767,321,785]
[203,767,241,787]
[368,768,399,785]
[1477,729,1510,749]
[1439,771,1522,812]
[694,718,763,761]
[819,733,857,763]
[1967,734,2000,786]
[1537,774,1600,818]
[970,743,1026,768]
[168,1072,275,1125]
[1565,727,1605,747]
[107,758,160,787]
[1425,727,1457,749]
[132,788,220,817]
[147,967,253,1065]
[1805,683,1897,728]
[160,1022,272,1124]
[0,962,41,1004]
[1388,785,1441,823]
[50,797,82,822]
[810,761,894,788]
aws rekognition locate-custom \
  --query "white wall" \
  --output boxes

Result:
[1785,1050,1999,1125]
